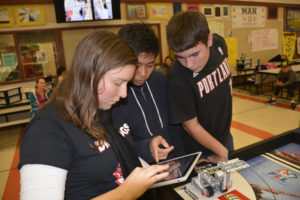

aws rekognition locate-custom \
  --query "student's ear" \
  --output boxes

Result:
[207,33,213,48]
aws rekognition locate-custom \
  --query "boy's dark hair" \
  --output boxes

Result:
[166,11,210,52]
[57,66,66,76]
[118,23,159,56]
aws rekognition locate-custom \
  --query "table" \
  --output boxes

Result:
[256,64,300,94]
[0,99,29,109]
[0,99,31,128]
[156,129,300,200]
[290,58,300,65]
[235,67,255,90]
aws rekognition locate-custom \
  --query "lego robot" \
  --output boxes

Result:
[191,158,249,197]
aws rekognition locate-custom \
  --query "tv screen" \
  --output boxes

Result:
[64,0,93,22]
[54,0,120,23]
[93,0,113,20]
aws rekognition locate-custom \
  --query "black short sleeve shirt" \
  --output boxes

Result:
[18,103,124,199]
[167,34,232,153]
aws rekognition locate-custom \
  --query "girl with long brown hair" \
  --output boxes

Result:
[19,30,169,200]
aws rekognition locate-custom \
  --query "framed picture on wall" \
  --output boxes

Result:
[202,6,214,18]
[187,3,199,11]
[267,7,278,20]
[15,4,45,26]
[148,3,169,20]
[0,6,14,27]
[214,5,222,18]
[222,5,229,18]
[126,3,147,20]
[173,2,182,14]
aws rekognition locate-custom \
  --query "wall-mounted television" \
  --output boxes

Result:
[54,0,120,23]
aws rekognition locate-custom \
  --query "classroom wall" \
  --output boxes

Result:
[0,3,171,67]
[221,6,284,74]
[0,1,299,83]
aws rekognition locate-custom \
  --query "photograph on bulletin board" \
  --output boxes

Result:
[0,6,14,27]
[148,3,169,20]
[15,4,45,26]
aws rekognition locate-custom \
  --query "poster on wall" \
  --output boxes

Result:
[282,32,296,60]
[251,29,278,52]
[148,3,169,20]
[15,4,46,26]
[0,6,14,27]
[2,53,16,67]
[36,50,47,63]
[225,38,238,67]
[286,8,300,31]
[232,6,266,28]
[126,3,147,20]
[208,21,224,37]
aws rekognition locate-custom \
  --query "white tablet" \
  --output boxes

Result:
[151,151,202,188]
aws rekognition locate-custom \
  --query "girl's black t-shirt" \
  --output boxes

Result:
[18,103,124,199]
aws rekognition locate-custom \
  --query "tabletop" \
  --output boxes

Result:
[258,64,300,75]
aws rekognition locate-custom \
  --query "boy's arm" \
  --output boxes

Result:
[125,135,173,164]
[182,117,228,163]
[282,70,296,86]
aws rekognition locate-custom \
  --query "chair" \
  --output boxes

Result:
[236,58,252,69]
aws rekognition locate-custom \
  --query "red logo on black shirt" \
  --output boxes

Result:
[113,163,124,185]
[196,59,231,98]
[95,141,111,153]
[118,123,130,137]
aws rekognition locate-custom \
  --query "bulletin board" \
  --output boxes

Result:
[203,4,285,75]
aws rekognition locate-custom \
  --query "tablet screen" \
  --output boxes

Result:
[151,152,201,188]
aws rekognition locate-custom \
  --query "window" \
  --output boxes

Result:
[17,31,57,80]
[0,34,20,82]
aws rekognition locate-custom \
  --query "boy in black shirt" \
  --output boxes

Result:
[166,11,234,163]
